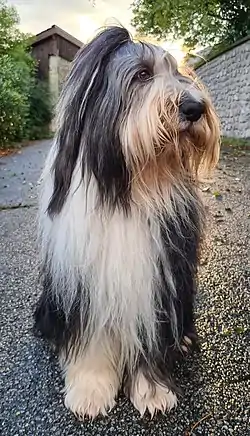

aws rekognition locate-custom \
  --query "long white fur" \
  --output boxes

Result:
[38,141,182,370]
[62,335,120,419]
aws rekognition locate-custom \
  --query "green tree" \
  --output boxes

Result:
[0,0,32,55]
[0,1,34,146]
[0,0,51,147]
[26,80,52,140]
[132,0,250,49]
[0,54,31,146]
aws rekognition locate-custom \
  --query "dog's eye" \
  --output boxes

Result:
[136,69,152,82]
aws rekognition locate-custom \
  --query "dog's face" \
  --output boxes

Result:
[51,27,220,215]
[109,41,220,179]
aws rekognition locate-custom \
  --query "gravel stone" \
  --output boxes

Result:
[0,142,249,435]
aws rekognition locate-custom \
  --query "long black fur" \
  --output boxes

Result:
[48,27,132,217]
[131,200,201,394]
[34,272,89,356]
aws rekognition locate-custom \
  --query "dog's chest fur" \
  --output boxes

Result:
[37,157,201,361]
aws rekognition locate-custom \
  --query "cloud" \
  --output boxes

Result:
[8,0,134,42]
[7,0,184,62]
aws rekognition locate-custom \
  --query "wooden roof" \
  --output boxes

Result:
[32,24,83,49]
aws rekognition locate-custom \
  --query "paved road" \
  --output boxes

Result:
[0,140,50,208]
[0,142,249,435]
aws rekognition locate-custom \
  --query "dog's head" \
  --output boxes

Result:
[49,26,220,215]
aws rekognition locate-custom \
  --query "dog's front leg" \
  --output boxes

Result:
[61,337,121,420]
[127,358,178,418]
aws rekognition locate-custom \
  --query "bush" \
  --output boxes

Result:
[26,79,53,140]
[0,55,53,147]
[0,54,31,147]
[0,0,52,148]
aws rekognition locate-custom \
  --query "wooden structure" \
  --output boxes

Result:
[31,25,83,104]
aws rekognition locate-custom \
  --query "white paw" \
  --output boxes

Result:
[130,371,177,417]
[64,370,119,420]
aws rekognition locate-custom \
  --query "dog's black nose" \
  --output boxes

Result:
[179,97,205,122]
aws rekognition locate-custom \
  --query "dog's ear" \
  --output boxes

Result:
[48,26,131,217]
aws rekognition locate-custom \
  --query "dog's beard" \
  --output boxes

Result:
[120,90,220,209]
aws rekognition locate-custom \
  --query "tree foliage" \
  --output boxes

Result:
[26,80,52,140]
[0,0,52,147]
[0,0,32,55]
[132,0,250,48]
[0,54,30,146]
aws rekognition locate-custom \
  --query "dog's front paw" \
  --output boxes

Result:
[64,369,119,420]
[129,371,177,418]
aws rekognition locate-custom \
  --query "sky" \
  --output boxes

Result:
[7,0,185,63]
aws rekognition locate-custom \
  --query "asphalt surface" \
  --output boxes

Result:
[0,141,249,436]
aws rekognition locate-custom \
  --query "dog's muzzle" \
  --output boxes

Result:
[179,93,205,123]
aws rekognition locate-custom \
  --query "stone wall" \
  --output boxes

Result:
[48,55,71,107]
[196,37,250,138]
[58,56,71,93]
[48,55,59,106]
[48,55,71,130]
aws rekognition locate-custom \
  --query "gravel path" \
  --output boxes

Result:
[0,142,249,436]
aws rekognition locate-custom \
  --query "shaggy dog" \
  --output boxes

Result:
[34,26,220,419]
